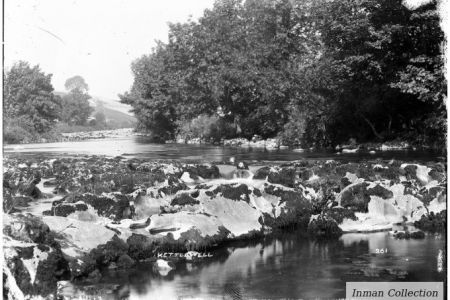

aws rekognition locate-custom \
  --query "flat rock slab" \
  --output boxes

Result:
[42,216,116,258]
[149,212,223,240]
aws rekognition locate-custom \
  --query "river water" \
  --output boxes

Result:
[84,231,445,300]
[3,136,442,162]
[4,137,446,299]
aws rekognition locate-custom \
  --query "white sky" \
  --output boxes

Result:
[4,0,447,100]
[4,0,215,99]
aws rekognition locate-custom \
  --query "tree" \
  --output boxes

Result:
[4,61,62,133]
[64,75,89,93]
[61,75,93,125]
[121,0,445,149]
[60,92,93,125]
[120,43,178,140]
[122,0,311,139]
[310,0,445,145]
[389,1,446,147]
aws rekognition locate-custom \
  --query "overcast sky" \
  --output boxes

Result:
[4,0,447,100]
[5,0,215,99]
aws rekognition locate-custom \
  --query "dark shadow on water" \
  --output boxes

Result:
[84,231,445,299]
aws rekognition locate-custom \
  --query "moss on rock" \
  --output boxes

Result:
[307,215,343,238]
[209,184,251,202]
[414,211,446,232]
[170,193,200,206]
[323,207,357,224]
[366,184,393,199]
[126,234,157,260]
[339,182,371,212]
[62,193,131,220]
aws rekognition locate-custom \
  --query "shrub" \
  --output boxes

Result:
[278,109,307,147]
[3,117,35,144]
[177,114,236,143]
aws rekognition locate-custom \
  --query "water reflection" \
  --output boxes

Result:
[88,232,444,299]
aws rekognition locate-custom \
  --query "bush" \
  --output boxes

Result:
[4,125,34,144]
[177,114,236,143]
[278,105,331,148]
[278,108,307,147]
[3,117,35,144]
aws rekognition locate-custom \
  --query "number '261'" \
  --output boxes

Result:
[375,248,388,254]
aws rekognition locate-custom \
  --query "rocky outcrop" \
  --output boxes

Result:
[2,156,446,298]
[3,214,70,299]
[390,230,425,239]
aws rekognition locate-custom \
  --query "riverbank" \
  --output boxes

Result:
[5,126,436,156]
[169,136,425,152]
[4,127,136,145]
[60,128,135,141]
[3,156,446,298]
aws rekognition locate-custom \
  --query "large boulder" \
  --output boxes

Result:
[263,185,313,228]
[41,216,118,278]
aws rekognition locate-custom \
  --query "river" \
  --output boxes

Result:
[4,136,446,299]
[73,231,445,299]
[3,136,442,162]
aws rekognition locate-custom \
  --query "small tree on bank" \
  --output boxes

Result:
[61,75,93,125]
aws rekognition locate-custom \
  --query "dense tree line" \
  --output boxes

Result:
[121,0,446,149]
[4,62,94,143]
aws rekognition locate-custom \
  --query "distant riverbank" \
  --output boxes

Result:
[4,127,136,144]
[60,128,135,141]
[5,127,441,159]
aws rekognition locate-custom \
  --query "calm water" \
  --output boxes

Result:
[3,136,442,162]
[77,231,445,300]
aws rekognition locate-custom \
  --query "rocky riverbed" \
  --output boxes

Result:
[2,156,446,299]
[60,128,135,142]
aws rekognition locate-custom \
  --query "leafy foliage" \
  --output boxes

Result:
[4,61,62,133]
[177,114,236,143]
[60,75,94,126]
[64,75,89,93]
[118,0,445,149]
[315,0,446,147]
[60,91,93,126]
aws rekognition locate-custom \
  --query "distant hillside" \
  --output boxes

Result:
[90,95,134,117]
[55,91,136,128]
